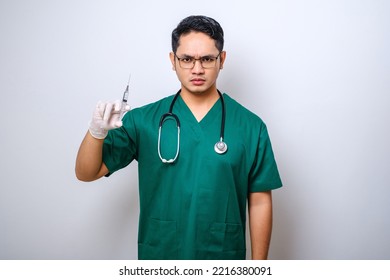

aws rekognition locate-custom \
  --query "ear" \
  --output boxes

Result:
[219,51,227,70]
[169,52,176,71]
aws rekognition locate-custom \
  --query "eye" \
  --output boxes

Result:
[180,57,193,63]
[201,56,215,62]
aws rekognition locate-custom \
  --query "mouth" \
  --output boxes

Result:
[190,78,206,86]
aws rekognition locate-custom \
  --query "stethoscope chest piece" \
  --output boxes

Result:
[214,140,228,154]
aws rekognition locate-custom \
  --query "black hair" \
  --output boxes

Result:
[171,15,224,53]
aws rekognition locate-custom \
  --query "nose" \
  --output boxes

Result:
[192,59,205,74]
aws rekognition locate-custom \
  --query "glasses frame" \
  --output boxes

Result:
[174,52,222,69]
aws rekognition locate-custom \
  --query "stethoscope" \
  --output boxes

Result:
[158,89,228,163]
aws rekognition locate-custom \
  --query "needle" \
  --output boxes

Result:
[120,74,131,119]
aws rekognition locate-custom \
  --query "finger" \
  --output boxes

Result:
[114,100,122,112]
[103,102,113,121]
[97,101,106,118]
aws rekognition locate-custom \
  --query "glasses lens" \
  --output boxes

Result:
[179,59,194,69]
[201,57,216,68]
[176,53,220,69]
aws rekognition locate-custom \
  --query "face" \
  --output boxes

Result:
[170,31,226,96]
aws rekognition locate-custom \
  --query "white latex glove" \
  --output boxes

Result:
[88,100,130,139]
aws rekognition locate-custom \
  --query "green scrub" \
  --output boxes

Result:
[103,93,282,260]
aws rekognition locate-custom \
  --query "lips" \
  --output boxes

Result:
[190,78,205,86]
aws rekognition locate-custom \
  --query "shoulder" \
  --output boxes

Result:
[223,93,265,127]
[134,95,174,114]
[123,94,175,122]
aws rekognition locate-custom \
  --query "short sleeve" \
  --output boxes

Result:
[102,112,137,176]
[249,122,283,192]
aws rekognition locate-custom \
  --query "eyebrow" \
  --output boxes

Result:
[176,53,218,58]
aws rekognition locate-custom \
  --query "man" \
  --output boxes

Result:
[76,15,282,260]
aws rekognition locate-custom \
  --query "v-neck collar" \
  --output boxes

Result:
[175,94,222,128]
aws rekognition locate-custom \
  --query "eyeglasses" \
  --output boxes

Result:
[175,52,222,69]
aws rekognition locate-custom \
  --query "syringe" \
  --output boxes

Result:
[120,74,131,119]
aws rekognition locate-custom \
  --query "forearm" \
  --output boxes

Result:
[249,191,273,260]
[75,131,108,181]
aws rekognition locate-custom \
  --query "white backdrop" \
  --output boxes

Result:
[1,0,389,259]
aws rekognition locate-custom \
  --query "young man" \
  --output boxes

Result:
[76,15,282,260]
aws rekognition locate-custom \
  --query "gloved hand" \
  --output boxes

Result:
[88,100,130,139]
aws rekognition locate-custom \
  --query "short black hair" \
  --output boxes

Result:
[171,15,224,53]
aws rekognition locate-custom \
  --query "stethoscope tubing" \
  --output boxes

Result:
[158,89,227,163]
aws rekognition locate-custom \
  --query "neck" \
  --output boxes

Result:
[180,87,220,122]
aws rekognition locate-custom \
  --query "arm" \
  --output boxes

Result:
[248,190,273,260]
[75,131,109,182]
[75,100,129,182]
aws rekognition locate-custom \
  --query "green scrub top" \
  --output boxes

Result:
[103,93,282,260]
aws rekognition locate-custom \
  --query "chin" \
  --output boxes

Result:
[185,85,213,95]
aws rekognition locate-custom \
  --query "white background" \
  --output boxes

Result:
[1,0,389,259]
